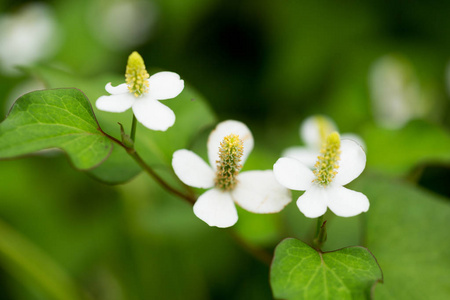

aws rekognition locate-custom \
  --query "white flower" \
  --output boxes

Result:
[274,132,369,218]
[96,51,184,131]
[282,115,365,168]
[172,120,291,228]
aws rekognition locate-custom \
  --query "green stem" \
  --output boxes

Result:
[102,131,195,205]
[313,215,327,251]
[130,115,137,143]
[315,215,324,238]
[128,150,196,205]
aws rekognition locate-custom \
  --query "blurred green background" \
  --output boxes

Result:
[0,0,450,299]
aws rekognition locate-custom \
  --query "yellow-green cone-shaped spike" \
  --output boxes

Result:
[215,134,244,191]
[313,132,341,186]
[125,51,149,97]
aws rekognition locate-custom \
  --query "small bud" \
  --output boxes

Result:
[118,123,134,148]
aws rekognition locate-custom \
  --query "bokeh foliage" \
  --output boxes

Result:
[1,0,450,299]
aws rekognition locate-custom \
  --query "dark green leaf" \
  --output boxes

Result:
[354,175,450,299]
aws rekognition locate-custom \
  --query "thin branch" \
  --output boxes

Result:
[102,131,196,205]
[129,150,196,205]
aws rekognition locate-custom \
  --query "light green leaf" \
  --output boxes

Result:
[363,120,450,175]
[270,238,382,300]
[0,88,112,170]
[353,175,450,299]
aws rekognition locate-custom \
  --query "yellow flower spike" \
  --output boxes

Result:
[215,134,244,191]
[125,51,150,97]
[313,132,341,186]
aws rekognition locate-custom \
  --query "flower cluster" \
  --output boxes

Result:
[97,52,370,228]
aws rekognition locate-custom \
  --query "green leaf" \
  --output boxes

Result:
[363,120,450,175]
[270,238,382,300]
[21,65,142,183]
[353,174,450,299]
[0,88,112,170]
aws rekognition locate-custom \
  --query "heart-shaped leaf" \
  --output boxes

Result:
[270,238,382,300]
[0,88,112,170]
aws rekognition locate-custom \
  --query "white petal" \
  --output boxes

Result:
[148,71,184,100]
[301,115,337,149]
[231,170,291,214]
[273,157,315,191]
[193,189,238,228]
[296,184,328,218]
[95,94,135,113]
[172,149,215,189]
[132,97,175,131]
[340,133,366,151]
[326,185,369,217]
[105,82,129,95]
[282,146,318,168]
[207,120,253,168]
[334,140,366,186]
